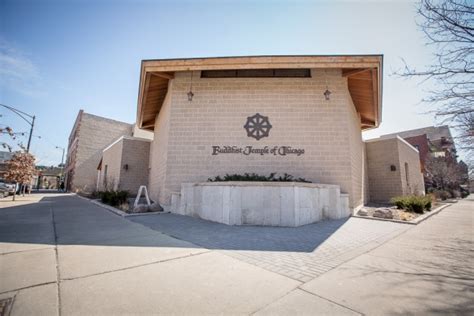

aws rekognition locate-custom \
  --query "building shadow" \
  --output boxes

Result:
[0,194,353,253]
[130,211,350,252]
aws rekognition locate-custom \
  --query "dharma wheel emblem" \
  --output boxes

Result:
[244,113,272,141]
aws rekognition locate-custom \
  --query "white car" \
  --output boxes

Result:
[0,180,16,195]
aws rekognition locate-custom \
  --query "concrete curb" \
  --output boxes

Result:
[353,203,451,225]
[73,194,167,218]
[411,203,451,224]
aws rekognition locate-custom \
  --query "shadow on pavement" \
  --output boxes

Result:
[0,194,350,253]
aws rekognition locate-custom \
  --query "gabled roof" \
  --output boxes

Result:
[136,55,383,131]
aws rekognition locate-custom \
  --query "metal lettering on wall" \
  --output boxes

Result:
[211,146,305,156]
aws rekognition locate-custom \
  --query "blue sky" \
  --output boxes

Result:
[0,0,456,165]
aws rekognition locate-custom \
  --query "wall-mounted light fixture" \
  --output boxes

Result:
[323,89,331,101]
[323,70,331,101]
[187,71,194,101]
[123,164,129,171]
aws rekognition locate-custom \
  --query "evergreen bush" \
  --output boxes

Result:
[99,190,129,207]
[390,195,432,214]
[207,173,311,183]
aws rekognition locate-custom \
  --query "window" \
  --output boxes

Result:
[201,69,311,78]
[103,165,108,186]
[405,162,410,186]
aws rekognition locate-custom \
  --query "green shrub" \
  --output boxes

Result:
[99,190,129,207]
[208,173,311,183]
[390,195,432,214]
[391,196,407,210]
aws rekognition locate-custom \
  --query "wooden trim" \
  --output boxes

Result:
[371,69,379,126]
[150,72,175,79]
[137,55,383,131]
[146,62,380,72]
[342,68,372,77]
[143,55,382,67]
[141,122,155,129]
[138,73,151,128]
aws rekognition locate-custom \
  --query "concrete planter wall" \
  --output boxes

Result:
[171,182,350,227]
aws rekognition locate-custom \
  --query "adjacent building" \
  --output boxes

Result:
[97,135,151,193]
[380,125,456,173]
[365,137,425,202]
[65,110,133,193]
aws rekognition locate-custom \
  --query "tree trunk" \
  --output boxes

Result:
[12,186,16,201]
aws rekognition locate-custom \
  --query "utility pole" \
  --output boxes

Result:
[27,116,35,153]
[56,146,65,172]
[55,146,65,192]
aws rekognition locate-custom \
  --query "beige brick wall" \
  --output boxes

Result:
[366,137,424,202]
[70,113,132,193]
[397,138,425,195]
[151,69,366,208]
[99,139,123,191]
[149,89,172,203]
[346,94,366,208]
[99,137,151,195]
[119,138,151,195]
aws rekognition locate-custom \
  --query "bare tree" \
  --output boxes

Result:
[399,0,473,157]
[0,126,27,151]
[425,155,463,190]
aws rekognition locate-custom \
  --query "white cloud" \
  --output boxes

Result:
[0,38,44,97]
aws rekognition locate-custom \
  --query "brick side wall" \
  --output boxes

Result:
[148,88,172,203]
[71,114,132,193]
[403,134,429,173]
[366,138,403,202]
[99,139,124,191]
[366,137,425,202]
[397,139,425,195]
[346,93,365,208]
[119,138,151,195]
[151,69,365,208]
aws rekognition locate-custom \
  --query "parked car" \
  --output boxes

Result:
[0,179,16,195]
[0,184,10,198]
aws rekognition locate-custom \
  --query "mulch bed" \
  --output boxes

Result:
[357,202,442,222]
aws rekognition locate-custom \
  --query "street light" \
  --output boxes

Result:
[0,104,36,152]
[55,146,65,192]
[55,146,65,173]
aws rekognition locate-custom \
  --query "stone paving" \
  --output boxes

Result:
[1,194,472,314]
[130,212,409,282]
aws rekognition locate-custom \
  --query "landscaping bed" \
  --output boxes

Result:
[356,195,448,224]
[357,205,429,222]
[89,190,164,215]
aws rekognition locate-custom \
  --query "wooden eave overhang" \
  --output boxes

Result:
[137,55,383,131]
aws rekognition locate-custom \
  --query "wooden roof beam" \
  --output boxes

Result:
[150,72,174,80]
[342,68,372,77]
[361,118,376,127]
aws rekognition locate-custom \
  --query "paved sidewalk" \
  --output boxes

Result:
[131,212,409,282]
[0,194,301,315]
[0,194,472,315]
[299,196,474,315]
